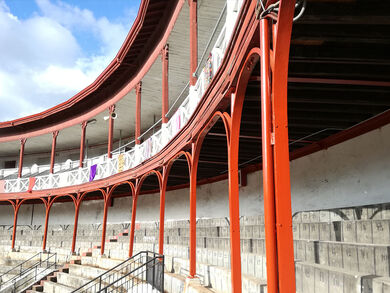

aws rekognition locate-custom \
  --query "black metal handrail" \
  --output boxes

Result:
[72,251,164,293]
[0,251,57,292]
[0,251,41,284]
[99,252,164,293]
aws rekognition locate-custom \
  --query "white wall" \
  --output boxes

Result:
[0,124,389,225]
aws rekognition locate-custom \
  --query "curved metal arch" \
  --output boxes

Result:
[78,188,107,204]
[49,194,77,210]
[106,181,136,202]
[135,170,163,195]
[18,196,49,209]
[164,150,192,183]
[193,110,232,162]
[230,47,261,141]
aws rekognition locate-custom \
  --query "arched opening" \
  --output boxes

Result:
[129,171,162,256]
[76,189,106,255]
[15,198,47,251]
[46,194,76,253]
[104,181,135,258]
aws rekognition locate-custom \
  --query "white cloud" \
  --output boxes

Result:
[0,0,134,122]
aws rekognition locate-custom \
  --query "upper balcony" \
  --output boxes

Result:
[0,0,244,193]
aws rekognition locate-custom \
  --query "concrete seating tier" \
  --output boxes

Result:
[0,202,389,292]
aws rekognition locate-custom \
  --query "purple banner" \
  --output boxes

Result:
[89,164,97,182]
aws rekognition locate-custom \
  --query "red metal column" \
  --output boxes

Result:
[101,198,109,255]
[11,202,20,251]
[18,138,26,178]
[135,82,142,144]
[189,143,198,277]
[189,0,198,86]
[129,192,138,257]
[227,116,243,293]
[42,200,52,251]
[260,18,278,293]
[79,121,87,168]
[71,202,80,254]
[158,167,167,255]
[271,1,296,291]
[107,105,116,159]
[50,131,59,174]
[161,45,169,123]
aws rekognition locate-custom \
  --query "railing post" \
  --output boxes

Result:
[79,121,87,168]
[135,82,142,145]
[161,44,169,123]
[50,131,59,174]
[107,105,116,159]
[189,0,198,86]
[18,138,27,178]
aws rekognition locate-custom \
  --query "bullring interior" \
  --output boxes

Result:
[0,0,390,292]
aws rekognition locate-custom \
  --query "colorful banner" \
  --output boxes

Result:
[118,154,125,173]
[89,164,97,182]
[28,177,36,193]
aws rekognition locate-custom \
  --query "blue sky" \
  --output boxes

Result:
[0,0,140,121]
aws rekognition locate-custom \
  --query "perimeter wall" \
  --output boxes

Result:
[1,123,389,225]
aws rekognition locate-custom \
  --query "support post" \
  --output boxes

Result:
[227,110,243,293]
[11,203,20,251]
[158,167,167,255]
[71,203,80,254]
[189,0,198,86]
[101,198,109,255]
[50,131,59,174]
[42,202,51,252]
[270,1,296,291]
[107,105,116,159]
[135,82,142,144]
[260,18,278,293]
[161,45,169,123]
[18,138,26,178]
[79,122,87,168]
[189,143,198,277]
[129,192,138,257]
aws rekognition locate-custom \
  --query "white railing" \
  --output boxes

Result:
[1,0,242,193]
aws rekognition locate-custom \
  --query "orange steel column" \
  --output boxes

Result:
[101,197,109,255]
[135,82,142,144]
[79,121,87,168]
[11,202,20,251]
[227,113,243,293]
[260,18,278,293]
[50,131,59,174]
[161,45,169,123]
[129,192,139,257]
[42,201,52,251]
[18,138,26,178]
[71,202,80,254]
[158,167,167,255]
[189,143,198,277]
[189,0,198,86]
[271,1,296,291]
[107,105,115,159]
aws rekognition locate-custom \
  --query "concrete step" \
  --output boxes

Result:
[42,280,74,293]
[56,271,91,289]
